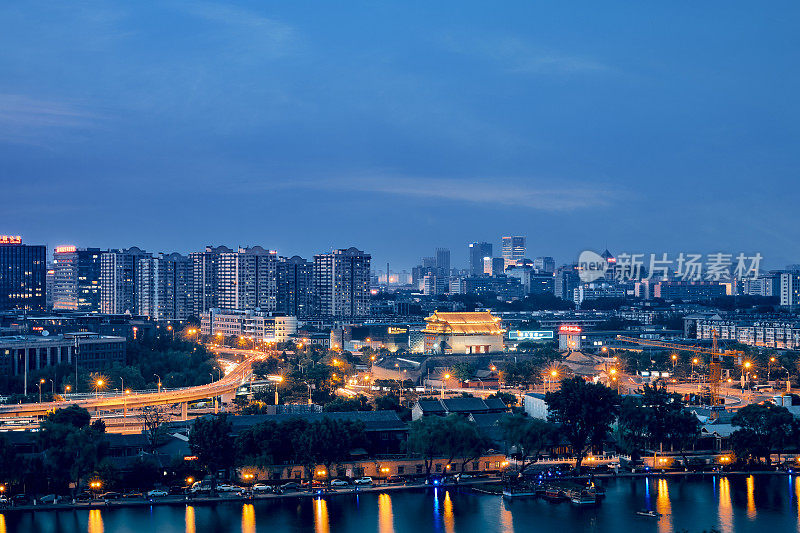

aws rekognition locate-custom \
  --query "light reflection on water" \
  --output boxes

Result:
[3,476,800,533]
[442,491,455,533]
[656,478,671,533]
[314,496,329,533]
[379,493,395,533]
[747,475,757,520]
[88,508,104,533]
[185,505,195,533]
[719,477,733,533]
[242,503,255,533]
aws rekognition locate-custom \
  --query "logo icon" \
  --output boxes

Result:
[578,250,608,283]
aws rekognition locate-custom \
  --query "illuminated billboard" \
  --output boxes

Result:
[508,330,554,341]
[558,325,582,334]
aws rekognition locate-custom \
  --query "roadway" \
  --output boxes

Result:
[0,352,260,419]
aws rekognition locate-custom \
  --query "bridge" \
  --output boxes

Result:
[0,353,259,421]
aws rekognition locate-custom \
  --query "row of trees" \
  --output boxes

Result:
[188,415,367,489]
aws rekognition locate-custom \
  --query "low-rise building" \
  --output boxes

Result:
[411,396,507,420]
[0,332,126,376]
[200,308,297,343]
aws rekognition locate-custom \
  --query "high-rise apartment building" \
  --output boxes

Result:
[100,247,151,314]
[468,242,493,276]
[217,246,278,311]
[0,235,46,311]
[189,245,232,317]
[137,253,192,320]
[780,271,800,308]
[277,255,314,318]
[52,246,103,312]
[501,236,526,268]
[313,247,371,318]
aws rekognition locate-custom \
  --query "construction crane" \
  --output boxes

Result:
[615,331,744,406]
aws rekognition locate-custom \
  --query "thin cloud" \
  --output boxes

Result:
[256,175,617,211]
[442,33,610,75]
[178,1,296,58]
[0,94,101,146]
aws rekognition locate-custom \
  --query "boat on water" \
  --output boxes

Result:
[567,488,598,506]
[543,487,566,502]
[635,509,662,518]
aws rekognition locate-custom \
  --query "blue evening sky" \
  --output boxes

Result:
[1,2,799,270]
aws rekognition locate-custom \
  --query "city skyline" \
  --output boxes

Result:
[3,2,800,268]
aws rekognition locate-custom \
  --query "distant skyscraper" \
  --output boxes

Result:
[468,242,492,276]
[53,246,103,312]
[533,256,555,274]
[435,248,450,276]
[501,236,526,268]
[277,255,314,317]
[313,247,371,318]
[217,246,278,311]
[484,257,505,276]
[0,235,46,311]
[100,247,151,315]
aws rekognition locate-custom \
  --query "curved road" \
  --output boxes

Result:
[0,354,259,418]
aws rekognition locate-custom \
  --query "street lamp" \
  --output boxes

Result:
[441,373,450,398]
[37,378,45,403]
[274,376,283,405]
[95,378,105,399]
[769,357,777,381]
[671,354,678,371]
[154,374,162,394]
[742,361,752,391]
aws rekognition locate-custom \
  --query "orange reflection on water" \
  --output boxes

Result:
[656,478,672,533]
[443,491,455,533]
[718,477,732,533]
[795,476,800,531]
[242,503,255,533]
[0,513,5,533]
[378,493,394,533]
[746,475,756,520]
[499,499,513,533]
[88,509,104,533]
[185,505,196,533]
[314,497,330,533]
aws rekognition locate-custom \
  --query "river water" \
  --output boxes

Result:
[5,474,800,533]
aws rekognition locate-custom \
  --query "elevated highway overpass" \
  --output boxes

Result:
[0,353,259,420]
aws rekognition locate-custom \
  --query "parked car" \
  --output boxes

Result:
[99,492,122,500]
[354,477,373,485]
[123,491,143,499]
[281,482,302,492]
[75,492,93,503]
[10,494,28,505]
[455,473,474,481]
[217,484,242,493]
[147,489,168,497]
[385,475,405,484]
[330,479,350,487]
[252,483,273,493]
[39,494,60,504]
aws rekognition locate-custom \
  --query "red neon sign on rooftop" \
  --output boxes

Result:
[559,325,582,334]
